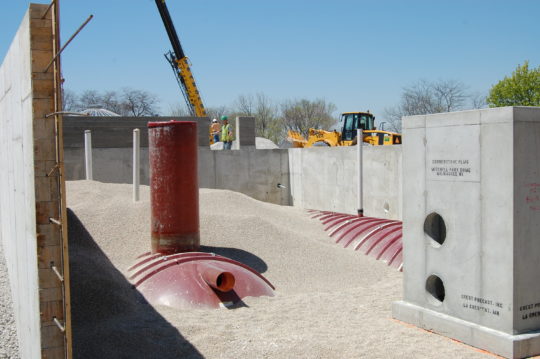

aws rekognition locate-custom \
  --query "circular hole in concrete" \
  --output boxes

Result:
[383,202,390,214]
[425,274,445,304]
[424,212,446,246]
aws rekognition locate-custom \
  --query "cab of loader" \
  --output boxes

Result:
[340,112,375,141]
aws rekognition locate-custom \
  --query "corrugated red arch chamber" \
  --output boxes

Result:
[129,252,275,309]
[309,210,403,271]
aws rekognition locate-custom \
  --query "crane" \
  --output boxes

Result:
[154,0,207,117]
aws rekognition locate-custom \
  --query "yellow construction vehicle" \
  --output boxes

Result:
[287,111,401,147]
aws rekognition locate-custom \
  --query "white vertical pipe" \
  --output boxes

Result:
[133,129,140,202]
[84,130,93,180]
[356,129,363,217]
[235,116,241,150]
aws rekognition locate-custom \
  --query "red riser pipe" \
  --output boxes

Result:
[148,121,200,254]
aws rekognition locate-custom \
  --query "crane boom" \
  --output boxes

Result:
[155,0,207,117]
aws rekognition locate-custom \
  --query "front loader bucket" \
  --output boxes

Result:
[286,130,308,148]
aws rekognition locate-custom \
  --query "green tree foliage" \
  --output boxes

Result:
[487,61,540,107]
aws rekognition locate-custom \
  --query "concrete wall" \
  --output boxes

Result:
[288,145,402,218]
[0,9,40,358]
[199,147,291,205]
[64,137,402,219]
[62,112,402,219]
[65,146,290,205]
[0,5,68,358]
[63,116,210,148]
[65,147,151,185]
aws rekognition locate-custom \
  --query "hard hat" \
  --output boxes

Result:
[212,119,217,123]
[220,115,228,121]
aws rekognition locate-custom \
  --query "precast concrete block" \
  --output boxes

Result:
[393,107,540,359]
[235,116,256,148]
[195,117,211,147]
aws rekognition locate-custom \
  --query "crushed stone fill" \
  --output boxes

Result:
[64,180,490,359]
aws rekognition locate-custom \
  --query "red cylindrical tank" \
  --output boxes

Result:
[148,121,199,254]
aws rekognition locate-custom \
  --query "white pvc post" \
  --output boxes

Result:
[356,129,363,217]
[84,130,93,180]
[132,129,140,202]
[234,116,241,150]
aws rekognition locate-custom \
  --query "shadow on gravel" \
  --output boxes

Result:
[68,209,203,359]
[200,245,269,273]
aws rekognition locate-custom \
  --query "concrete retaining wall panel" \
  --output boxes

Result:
[63,119,402,218]
[63,116,210,148]
[200,148,290,205]
[363,146,402,219]
[1,7,45,358]
[288,145,402,219]
[64,142,402,218]
[65,146,290,206]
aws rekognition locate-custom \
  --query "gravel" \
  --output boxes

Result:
[0,238,20,359]
[0,180,491,358]
[64,180,490,359]
[210,137,279,150]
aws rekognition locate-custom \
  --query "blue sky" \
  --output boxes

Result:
[1,0,539,120]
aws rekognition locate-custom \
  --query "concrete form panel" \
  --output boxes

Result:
[288,145,402,219]
[64,136,402,217]
[1,4,70,358]
[0,8,40,359]
[61,116,402,217]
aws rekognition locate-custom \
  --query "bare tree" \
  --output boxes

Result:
[234,93,282,143]
[121,88,159,116]
[67,88,159,116]
[384,79,469,132]
[382,106,406,133]
[168,103,191,116]
[78,90,102,110]
[62,89,78,112]
[470,91,487,109]
[206,106,229,121]
[235,94,255,116]
[432,80,468,112]
[101,91,123,115]
[254,93,281,143]
[280,98,337,138]
[164,102,228,120]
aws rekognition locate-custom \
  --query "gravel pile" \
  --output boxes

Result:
[1,180,489,358]
[0,238,20,358]
[210,137,279,150]
[65,180,490,359]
